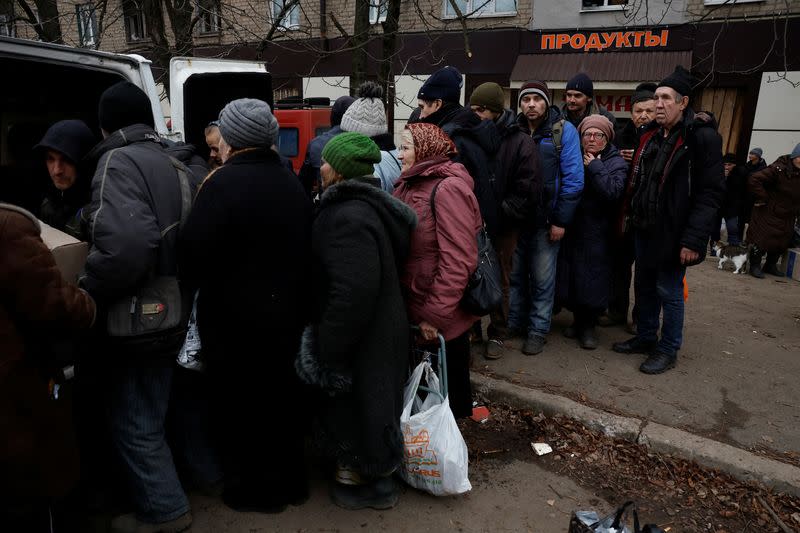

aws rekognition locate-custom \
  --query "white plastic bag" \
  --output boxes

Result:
[399,360,471,496]
[177,292,203,372]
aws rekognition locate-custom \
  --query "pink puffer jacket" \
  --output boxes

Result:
[393,157,482,341]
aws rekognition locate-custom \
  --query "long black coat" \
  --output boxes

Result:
[557,144,627,311]
[629,110,725,268]
[296,177,416,476]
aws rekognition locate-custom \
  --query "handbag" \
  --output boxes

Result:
[430,179,503,316]
[105,157,193,339]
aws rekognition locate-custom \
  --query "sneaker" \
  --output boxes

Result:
[331,477,399,510]
[484,338,505,360]
[110,512,192,533]
[578,327,598,350]
[639,351,676,374]
[612,336,657,355]
[522,334,546,355]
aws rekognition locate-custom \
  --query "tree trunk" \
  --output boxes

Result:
[350,0,370,95]
[142,0,173,90]
[163,0,195,57]
[380,0,401,126]
[15,0,62,42]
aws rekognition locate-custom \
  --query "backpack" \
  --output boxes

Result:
[429,179,502,316]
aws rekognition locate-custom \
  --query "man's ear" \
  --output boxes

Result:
[433,99,443,113]
[679,95,689,111]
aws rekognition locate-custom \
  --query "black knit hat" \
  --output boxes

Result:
[98,81,155,134]
[566,73,593,98]
[34,120,96,164]
[722,153,737,164]
[418,66,463,103]
[330,95,355,127]
[658,66,695,99]
[632,82,657,105]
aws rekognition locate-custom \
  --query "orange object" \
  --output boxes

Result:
[470,406,490,423]
[273,107,332,174]
[683,275,688,302]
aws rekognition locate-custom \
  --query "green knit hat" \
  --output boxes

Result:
[322,132,381,179]
[469,82,505,113]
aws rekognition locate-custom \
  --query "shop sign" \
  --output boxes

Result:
[596,94,632,113]
[541,29,670,52]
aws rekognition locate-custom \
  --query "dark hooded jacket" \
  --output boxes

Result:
[493,109,542,229]
[517,106,584,229]
[163,141,209,182]
[82,124,201,303]
[416,103,501,237]
[39,177,91,241]
[628,109,725,267]
[296,177,416,476]
[556,143,627,310]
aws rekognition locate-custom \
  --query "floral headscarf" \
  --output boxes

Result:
[405,123,457,163]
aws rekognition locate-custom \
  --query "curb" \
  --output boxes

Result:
[471,372,800,497]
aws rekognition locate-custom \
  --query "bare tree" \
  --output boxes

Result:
[14,0,62,42]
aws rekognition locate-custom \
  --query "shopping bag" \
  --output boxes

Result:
[399,360,471,496]
[568,501,664,533]
[177,292,203,372]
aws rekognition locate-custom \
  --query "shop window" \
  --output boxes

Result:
[581,0,627,10]
[196,0,221,34]
[123,0,146,42]
[369,0,387,24]
[272,0,300,30]
[76,3,97,47]
[443,0,517,18]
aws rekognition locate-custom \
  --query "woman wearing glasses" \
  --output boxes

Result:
[556,114,627,349]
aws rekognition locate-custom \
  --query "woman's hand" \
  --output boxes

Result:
[583,152,596,166]
[418,321,439,342]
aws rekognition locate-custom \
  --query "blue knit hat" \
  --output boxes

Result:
[566,73,594,98]
[418,66,463,103]
[791,143,800,159]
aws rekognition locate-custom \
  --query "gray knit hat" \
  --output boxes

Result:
[340,82,388,137]
[218,98,279,149]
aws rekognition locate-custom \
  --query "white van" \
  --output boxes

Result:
[0,36,272,211]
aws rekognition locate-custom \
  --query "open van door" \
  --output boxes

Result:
[169,57,272,155]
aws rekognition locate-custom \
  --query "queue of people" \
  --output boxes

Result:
[2,63,799,533]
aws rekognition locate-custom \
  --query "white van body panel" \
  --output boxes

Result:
[169,57,270,141]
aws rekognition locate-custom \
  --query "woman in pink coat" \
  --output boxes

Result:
[393,123,482,418]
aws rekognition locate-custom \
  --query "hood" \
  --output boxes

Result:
[599,142,622,160]
[319,177,417,261]
[417,102,480,132]
[397,157,475,192]
[85,124,162,164]
[162,140,199,162]
[451,117,501,154]
[495,109,521,138]
[371,132,396,152]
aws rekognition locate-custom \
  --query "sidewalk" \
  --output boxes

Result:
[475,258,800,463]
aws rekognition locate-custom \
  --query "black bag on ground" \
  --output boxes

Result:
[430,180,502,316]
[105,157,193,340]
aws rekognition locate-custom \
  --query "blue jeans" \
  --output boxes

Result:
[711,215,740,246]
[508,227,561,337]
[634,233,686,358]
[110,362,189,523]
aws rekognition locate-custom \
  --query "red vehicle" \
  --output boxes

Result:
[274,97,332,174]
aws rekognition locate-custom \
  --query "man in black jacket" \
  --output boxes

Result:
[613,66,724,375]
[468,82,542,359]
[81,81,199,532]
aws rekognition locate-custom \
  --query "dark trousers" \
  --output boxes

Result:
[444,332,472,419]
[608,232,637,324]
[573,305,602,330]
[488,227,519,339]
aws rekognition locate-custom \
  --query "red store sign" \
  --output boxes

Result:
[541,29,670,52]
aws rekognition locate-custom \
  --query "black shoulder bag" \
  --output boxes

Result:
[430,180,503,317]
[105,157,193,340]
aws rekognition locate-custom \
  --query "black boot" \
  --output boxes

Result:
[749,247,765,278]
[612,336,657,355]
[763,252,783,276]
[578,326,598,350]
[331,476,399,510]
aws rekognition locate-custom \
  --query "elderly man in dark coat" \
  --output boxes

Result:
[613,66,724,375]
[747,144,800,278]
[556,115,626,349]
[179,98,313,514]
[296,132,416,510]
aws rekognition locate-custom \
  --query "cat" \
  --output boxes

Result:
[712,241,749,274]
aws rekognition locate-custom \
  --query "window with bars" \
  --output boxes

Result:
[443,0,517,18]
[369,0,387,24]
[123,0,146,41]
[271,0,300,29]
[76,3,97,47]
[197,0,221,34]
[581,0,627,9]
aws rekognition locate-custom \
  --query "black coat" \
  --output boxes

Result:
[179,148,312,365]
[296,177,416,476]
[629,110,725,268]
[722,165,747,218]
[494,109,542,228]
[557,144,627,311]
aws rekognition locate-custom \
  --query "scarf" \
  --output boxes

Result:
[405,123,457,162]
[630,127,683,230]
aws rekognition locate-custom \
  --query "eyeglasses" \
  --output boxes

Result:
[582,132,606,140]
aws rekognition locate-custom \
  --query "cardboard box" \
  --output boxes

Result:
[39,221,88,284]
[786,248,800,282]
